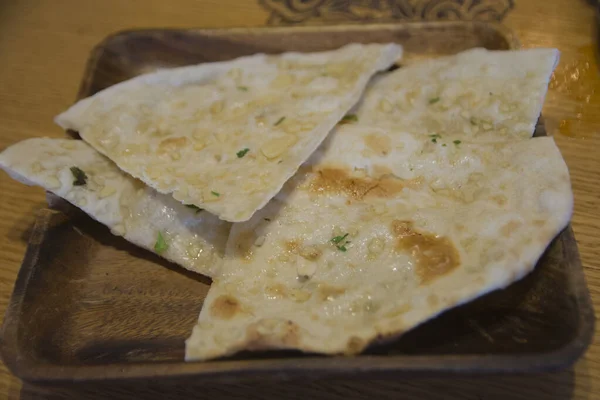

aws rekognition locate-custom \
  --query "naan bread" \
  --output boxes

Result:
[356,48,559,141]
[0,138,230,277]
[185,125,572,360]
[55,44,403,222]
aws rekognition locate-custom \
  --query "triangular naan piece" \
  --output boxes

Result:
[185,125,572,360]
[55,44,402,222]
[356,48,559,141]
[0,138,230,277]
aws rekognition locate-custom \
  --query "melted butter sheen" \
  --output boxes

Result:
[550,45,599,139]
[391,220,460,284]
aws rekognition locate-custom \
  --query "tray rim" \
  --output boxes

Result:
[1,23,594,383]
[75,21,521,101]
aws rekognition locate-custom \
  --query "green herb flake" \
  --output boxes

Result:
[429,134,441,143]
[185,204,203,214]
[236,148,250,158]
[442,143,447,147]
[154,232,168,255]
[70,166,88,186]
[237,86,249,91]
[470,117,478,126]
[431,138,437,143]
[264,218,271,222]
[428,97,440,104]
[331,233,350,252]
[453,140,462,146]
[211,191,220,197]
[339,114,358,124]
[331,233,349,244]
[274,116,286,126]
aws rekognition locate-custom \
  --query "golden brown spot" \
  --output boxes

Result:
[245,319,300,349]
[281,321,300,347]
[309,167,406,200]
[491,195,507,206]
[346,336,365,354]
[299,245,322,261]
[364,133,392,156]
[533,219,546,227]
[510,248,521,260]
[265,283,287,299]
[460,236,477,251]
[371,165,393,179]
[455,224,466,232]
[290,289,312,303]
[284,239,302,254]
[157,136,188,155]
[210,295,240,320]
[428,294,439,307]
[318,284,346,301]
[391,220,460,285]
[384,303,411,318]
[233,231,255,261]
[501,220,522,237]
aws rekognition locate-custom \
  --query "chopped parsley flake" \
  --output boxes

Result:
[211,191,220,197]
[453,140,462,146]
[274,116,286,126]
[236,148,250,158]
[339,114,358,124]
[331,233,349,244]
[442,144,447,147]
[428,97,440,104]
[331,233,350,252]
[185,204,203,213]
[70,166,87,186]
[470,117,478,125]
[237,86,248,91]
[264,218,271,222]
[154,232,168,255]
[430,134,441,143]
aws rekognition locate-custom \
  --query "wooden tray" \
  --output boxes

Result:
[0,22,594,383]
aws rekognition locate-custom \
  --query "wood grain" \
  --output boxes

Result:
[0,0,598,399]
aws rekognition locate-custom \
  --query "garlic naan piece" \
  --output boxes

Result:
[357,48,559,141]
[185,130,572,360]
[55,43,403,222]
[0,138,230,277]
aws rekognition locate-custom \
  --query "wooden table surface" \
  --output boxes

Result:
[0,0,598,398]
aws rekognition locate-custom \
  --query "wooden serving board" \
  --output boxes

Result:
[0,22,594,383]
